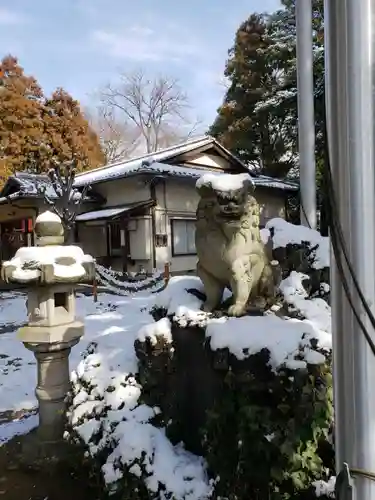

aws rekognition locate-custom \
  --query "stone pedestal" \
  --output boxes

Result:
[23,337,82,443]
[17,317,84,445]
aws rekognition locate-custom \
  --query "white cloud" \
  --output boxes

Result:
[0,8,26,26]
[90,24,201,63]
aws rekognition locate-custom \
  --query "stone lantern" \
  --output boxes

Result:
[1,210,95,452]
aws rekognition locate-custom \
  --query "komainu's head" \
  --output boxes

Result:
[196,173,254,225]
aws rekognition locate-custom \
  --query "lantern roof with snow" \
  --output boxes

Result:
[1,211,95,285]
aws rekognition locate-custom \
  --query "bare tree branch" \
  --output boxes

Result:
[37,159,90,243]
[85,106,140,163]
[98,69,203,155]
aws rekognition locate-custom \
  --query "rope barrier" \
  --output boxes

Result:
[94,262,167,297]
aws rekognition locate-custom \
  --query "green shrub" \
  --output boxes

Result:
[201,348,334,500]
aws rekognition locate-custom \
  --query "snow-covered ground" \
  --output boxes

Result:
[0,291,154,414]
[0,218,335,499]
[0,289,213,498]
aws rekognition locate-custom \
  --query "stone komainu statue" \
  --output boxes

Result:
[195,173,279,317]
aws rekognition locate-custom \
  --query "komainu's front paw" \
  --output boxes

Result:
[227,303,246,317]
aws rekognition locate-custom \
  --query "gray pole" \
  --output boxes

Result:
[325,0,375,498]
[295,0,317,229]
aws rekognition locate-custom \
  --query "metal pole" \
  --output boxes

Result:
[324,0,356,478]
[295,0,317,229]
[325,0,375,498]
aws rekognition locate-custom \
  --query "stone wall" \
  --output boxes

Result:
[135,314,334,500]
[136,323,224,454]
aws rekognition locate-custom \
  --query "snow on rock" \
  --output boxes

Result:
[153,276,232,327]
[266,218,330,269]
[196,172,254,192]
[154,274,331,371]
[206,314,330,370]
[313,476,336,498]
[280,271,331,333]
[137,317,173,345]
[153,276,209,326]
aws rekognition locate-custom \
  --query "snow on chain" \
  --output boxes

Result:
[95,264,165,296]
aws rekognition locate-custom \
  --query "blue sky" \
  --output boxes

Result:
[0,0,280,127]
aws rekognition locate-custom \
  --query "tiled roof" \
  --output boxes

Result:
[74,136,227,187]
[1,172,59,199]
[0,172,99,203]
[0,138,298,199]
[75,160,298,192]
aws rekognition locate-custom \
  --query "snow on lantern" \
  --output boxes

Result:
[1,210,95,449]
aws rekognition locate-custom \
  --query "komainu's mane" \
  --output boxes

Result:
[196,189,262,245]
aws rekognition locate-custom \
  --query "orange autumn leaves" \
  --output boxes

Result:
[0,55,105,187]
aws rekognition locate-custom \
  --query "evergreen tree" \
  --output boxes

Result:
[0,55,104,184]
[210,0,324,179]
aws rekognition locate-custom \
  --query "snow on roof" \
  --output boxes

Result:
[0,171,97,202]
[254,174,298,191]
[196,172,254,191]
[74,161,210,186]
[74,135,215,186]
[4,172,59,199]
[76,200,154,222]
[76,206,127,222]
[73,159,297,192]
[0,192,24,205]
[73,135,298,192]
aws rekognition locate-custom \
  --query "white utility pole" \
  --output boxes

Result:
[295,0,317,229]
[325,0,375,498]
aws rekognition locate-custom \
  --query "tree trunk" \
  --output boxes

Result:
[63,225,75,245]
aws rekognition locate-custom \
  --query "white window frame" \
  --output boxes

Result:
[171,219,196,256]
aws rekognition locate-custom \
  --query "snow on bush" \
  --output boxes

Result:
[137,317,173,345]
[313,476,336,497]
[66,298,212,499]
[265,217,330,269]
[280,271,331,332]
